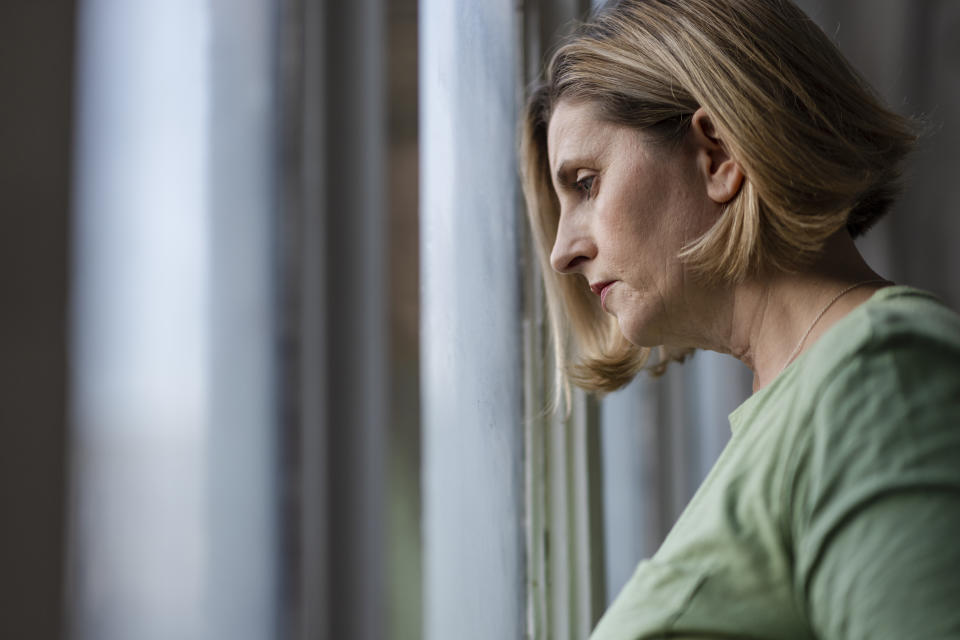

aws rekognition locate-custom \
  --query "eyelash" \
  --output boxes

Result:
[576,175,597,199]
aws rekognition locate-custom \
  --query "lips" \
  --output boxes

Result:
[590,280,616,311]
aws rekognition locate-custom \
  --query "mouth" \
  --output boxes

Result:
[590,280,616,311]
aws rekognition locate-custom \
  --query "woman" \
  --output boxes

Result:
[521,1,960,638]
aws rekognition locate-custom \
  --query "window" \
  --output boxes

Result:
[4,1,955,639]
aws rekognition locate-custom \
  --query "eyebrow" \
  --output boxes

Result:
[554,160,583,190]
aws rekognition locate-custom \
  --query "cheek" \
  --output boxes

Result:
[628,185,706,265]
[601,192,657,252]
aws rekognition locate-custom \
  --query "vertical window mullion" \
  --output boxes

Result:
[521,2,608,638]
[420,1,526,638]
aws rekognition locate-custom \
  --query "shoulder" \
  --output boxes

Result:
[790,285,960,567]
[794,286,960,478]
[788,288,960,638]
[803,285,960,388]
[804,286,960,436]
[780,286,960,470]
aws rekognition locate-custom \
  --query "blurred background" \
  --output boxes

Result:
[1,1,956,639]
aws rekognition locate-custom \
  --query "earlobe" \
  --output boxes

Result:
[691,108,745,204]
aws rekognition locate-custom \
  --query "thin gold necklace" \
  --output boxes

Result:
[778,279,889,376]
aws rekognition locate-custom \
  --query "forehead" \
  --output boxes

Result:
[546,100,621,172]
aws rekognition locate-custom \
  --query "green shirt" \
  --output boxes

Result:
[592,286,960,640]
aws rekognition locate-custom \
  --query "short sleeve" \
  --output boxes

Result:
[793,332,960,640]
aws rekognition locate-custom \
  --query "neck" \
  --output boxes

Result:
[703,232,888,392]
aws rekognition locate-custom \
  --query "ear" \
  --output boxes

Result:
[690,108,744,204]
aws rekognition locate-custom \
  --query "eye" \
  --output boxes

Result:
[575,174,597,199]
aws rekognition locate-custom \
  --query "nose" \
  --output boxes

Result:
[549,210,596,274]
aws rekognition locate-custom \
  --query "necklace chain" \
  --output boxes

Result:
[778,279,889,376]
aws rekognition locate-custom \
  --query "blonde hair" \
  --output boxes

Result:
[521,0,916,395]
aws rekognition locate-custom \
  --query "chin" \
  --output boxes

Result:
[616,313,660,348]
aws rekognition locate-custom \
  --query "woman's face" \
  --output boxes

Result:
[547,99,720,347]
